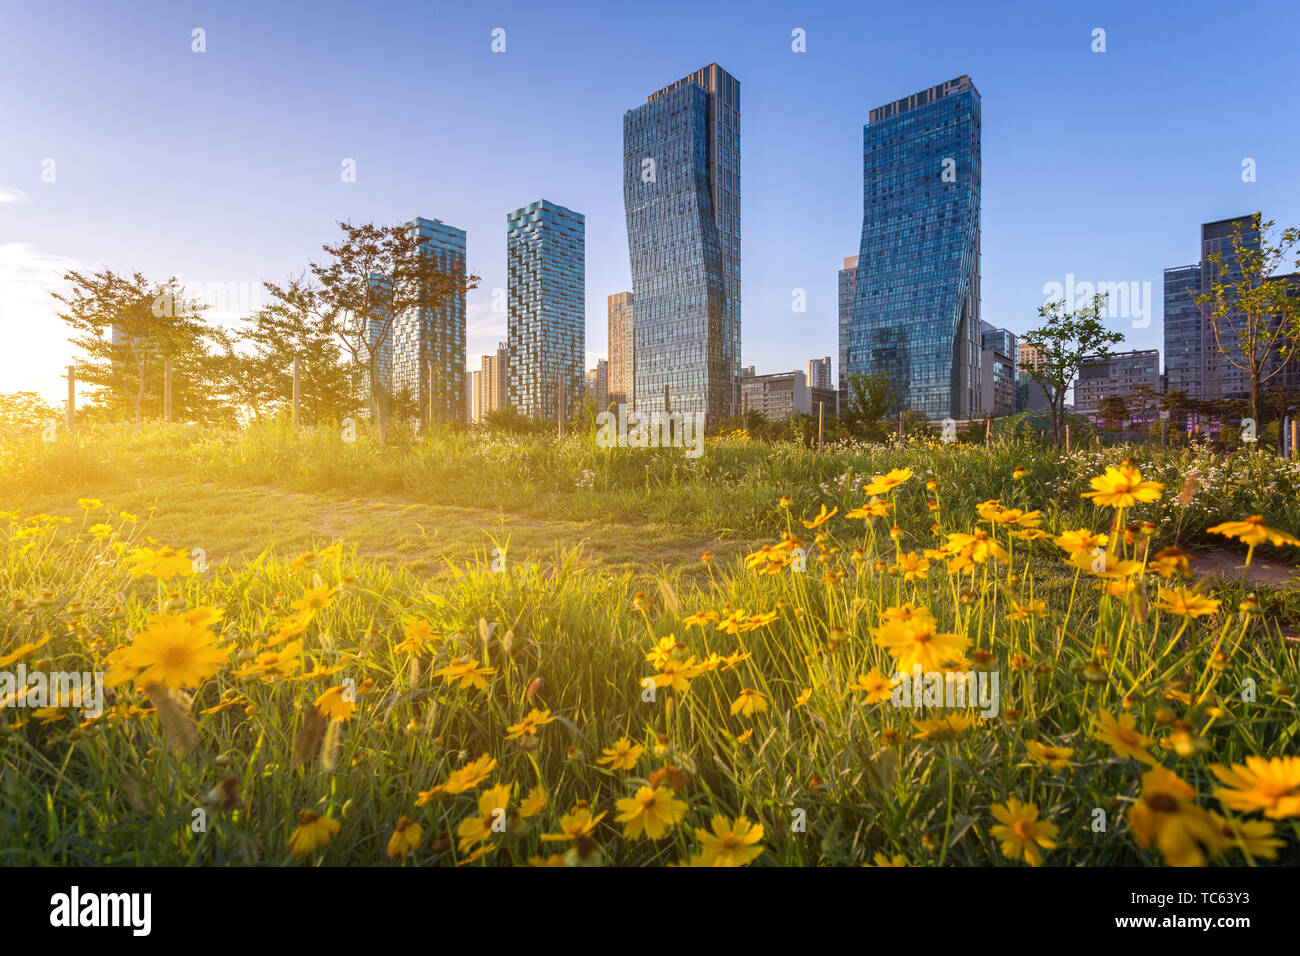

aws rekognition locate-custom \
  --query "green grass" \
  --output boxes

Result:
[1,422,1298,866]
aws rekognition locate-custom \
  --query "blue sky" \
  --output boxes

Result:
[3,0,1298,401]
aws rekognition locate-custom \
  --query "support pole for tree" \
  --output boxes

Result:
[1292,418,1298,460]
[1065,424,1071,453]
[898,410,905,441]
[65,366,75,434]
[818,401,824,451]
[557,377,565,439]
[1161,421,1168,447]
[428,361,435,432]
[292,355,301,428]
[985,417,991,445]
[164,360,173,423]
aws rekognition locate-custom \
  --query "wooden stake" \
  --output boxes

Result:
[292,355,301,428]
[1065,424,1071,453]
[164,360,173,423]
[817,401,824,451]
[1292,418,1298,460]
[65,364,75,431]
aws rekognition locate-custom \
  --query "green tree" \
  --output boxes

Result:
[1098,395,1128,431]
[51,270,208,424]
[1019,293,1123,449]
[841,371,892,441]
[1196,214,1300,430]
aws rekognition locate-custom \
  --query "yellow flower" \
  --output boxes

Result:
[892,551,929,581]
[518,785,547,818]
[912,713,977,740]
[77,498,103,510]
[236,641,302,679]
[0,632,51,668]
[1154,586,1221,619]
[1206,516,1300,549]
[1054,528,1109,555]
[794,688,811,707]
[845,496,893,520]
[106,612,227,689]
[729,688,768,718]
[863,467,913,496]
[596,737,644,771]
[387,816,423,859]
[416,754,497,804]
[1127,766,1225,867]
[652,656,701,694]
[866,852,909,867]
[847,669,897,704]
[124,545,194,582]
[291,585,337,614]
[801,504,838,530]
[456,783,511,854]
[694,815,766,867]
[287,810,340,856]
[433,655,496,691]
[540,805,607,842]
[1025,740,1074,771]
[1007,599,1047,622]
[1211,814,1284,860]
[1082,464,1164,508]
[942,530,1008,570]
[1092,708,1156,765]
[505,707,556,740]
[1210,756,1300,819]
[989,798,1058,866]
[313,684,357,722]
[614,785,689,840]
[872,615,970,674]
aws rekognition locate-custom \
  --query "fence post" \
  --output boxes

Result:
[65,366,75,434]
[292,355,301,428]
[818,401,824,451]
[985,417,991,445]
[1065,424,1071,453]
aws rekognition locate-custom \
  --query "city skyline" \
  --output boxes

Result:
[3,0,1300,405]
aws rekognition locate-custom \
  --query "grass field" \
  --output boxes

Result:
[2,421,1299,866]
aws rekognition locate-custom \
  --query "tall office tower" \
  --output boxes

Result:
[807,356,832,390]
[978,322,1018,417]
[1163,263,1204,401]
[837,255,858,400]
[607,291,635,407]
[388,217,468,421]
[624,62,740,425]
[506,200,586,419]
[846,76,982,420]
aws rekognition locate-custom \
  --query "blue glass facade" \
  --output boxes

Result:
[624,63,740,425]
[391,217,467,421]
[836,256,857,401]
[845,76,982,420]
[506,199,585,419]
[1162,263,1203,400]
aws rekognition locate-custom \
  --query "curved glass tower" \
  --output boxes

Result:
[624,63,740,425]
[846,76,982,420]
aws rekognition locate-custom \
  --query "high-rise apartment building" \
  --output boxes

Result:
[392,217,468,422]
[1074,349,1161,422]
[807,356,832,390]
[506,200,585,419]
[607,291,635,407]
[837,256,858,400]
[468,342,508,423]
[844,76,982,420]
[978,322,1018,418]
[624,62,741,426]
[585,359,609,409]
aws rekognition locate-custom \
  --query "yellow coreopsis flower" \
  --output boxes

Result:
[540,805,607,842]
[652,656,701,694]
[77,497,103,510]
[0,632,51,668]
[694,815,766,867]
[845,496,893,520]
[872,616,970,674]
[416,754,497,804]
[387,816,423,858]
[287,810,341,856]
[1025,740,1074,771]
[1210,756,1300,820]
[729,687,767,718]
[433,655,496,691]
[1082,464,1164,508]
[1007,599,1047,622]
[1127,766,1225,867]
[518,785,547,818]
[989,798,1058,866]
[1054,528,1109,555]
[866,852,909,867]
[801,504,838,530]
[614,785,689,840]
[124,545,194,582]
[1092,708,1157,765]
[863,467,913,496]
[505,707,556,740]
[456,783,511,854]
[1206,515,1300,549]
[912,713,977,740]
[596,737,644,771]
[106,611,228,689]
[313,684,357,722]
[847,669,897,704]
[892,551,930,581]
[1154,586,1221,619]
[236,641,302,679]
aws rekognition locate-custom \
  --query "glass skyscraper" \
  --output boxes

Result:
[837,255,858,402]
[506,199,585,419]
[1163,263,1204,400]
[607,291,635,407]
[624,63,740,425]
[845,76,982,420]
[390,217,468,422]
